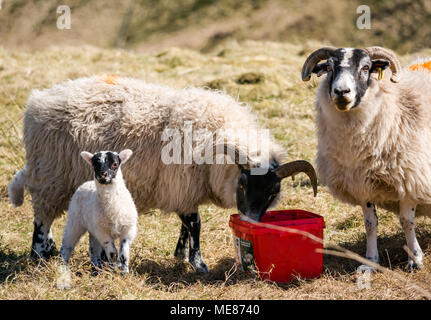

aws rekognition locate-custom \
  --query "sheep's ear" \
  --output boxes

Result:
[312,62,331,77]
[80,151,94,166]
[371,59,390,73]
[119,149,133,164]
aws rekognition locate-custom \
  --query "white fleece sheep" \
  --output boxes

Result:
[302,46,431,270]
[9,75,319,273]
[60,149,137,276]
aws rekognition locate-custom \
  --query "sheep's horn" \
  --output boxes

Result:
[364,46,402,83]
[214,143,251,170]
[301,47,337,81]
[274,160,318,197]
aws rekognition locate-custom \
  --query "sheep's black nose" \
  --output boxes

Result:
[334,88,351,96]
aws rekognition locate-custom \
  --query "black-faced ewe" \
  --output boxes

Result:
[60,149,137,275]
[302,46,431,270]
[8,76,317,273]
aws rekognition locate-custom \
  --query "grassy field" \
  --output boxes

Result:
[1,41,431,299]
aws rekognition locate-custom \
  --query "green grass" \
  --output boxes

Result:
[1,41,431,299]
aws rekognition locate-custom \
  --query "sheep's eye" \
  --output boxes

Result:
[326,65,332,72]
[111,163,118,169]
[239,185,244,190]
[362,65,370,72]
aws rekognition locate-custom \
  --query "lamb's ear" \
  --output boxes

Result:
[119,149,133,164]
[80,151,94,165]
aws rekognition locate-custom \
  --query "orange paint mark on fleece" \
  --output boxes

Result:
[100,74,119,85]
[409,60,431,71]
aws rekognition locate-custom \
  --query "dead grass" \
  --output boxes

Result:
[1,41,431,299]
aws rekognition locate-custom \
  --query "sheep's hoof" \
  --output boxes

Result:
[91,266,101,277]
[120,264,129,275]
[174,250,189,262]
[100,250,109,263]
[30,240,58,260]
[357,264,377,274]
[190,260,209,274]
[108,262,118,270]
[407,259,423,272]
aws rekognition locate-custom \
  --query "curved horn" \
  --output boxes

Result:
[214,143,251,169]
[364,46,402,83]
[301,47,337,81]
[274,160,318,197]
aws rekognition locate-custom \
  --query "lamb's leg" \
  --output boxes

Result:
[174,223,189,261]
[89,234,105,276]
[119,239,131,274]
[60,224,86,266]
[118,239,132,274]
[399,200,423,271]
[57,224,85,290]
[358,202,379,272]
[95,231,118,269]
[119,226,137,274]
[31,212,57,259]
[179,212,209,273]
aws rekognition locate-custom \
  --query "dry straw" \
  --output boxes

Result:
[240,215,431,299]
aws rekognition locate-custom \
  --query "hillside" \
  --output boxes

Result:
[1,0,431,54]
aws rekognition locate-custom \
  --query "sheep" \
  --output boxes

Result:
[9,76,318,273]
[301,46,431,271]
[60,149,137,276]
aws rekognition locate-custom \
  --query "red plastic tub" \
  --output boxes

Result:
[229,210,325,283]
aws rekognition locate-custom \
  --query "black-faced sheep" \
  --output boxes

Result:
[302,46,431,270]
[9,76,317,273]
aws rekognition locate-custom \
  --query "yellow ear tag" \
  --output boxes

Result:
[378,68,384,80]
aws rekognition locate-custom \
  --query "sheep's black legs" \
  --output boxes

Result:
[174,223,189,261]
[177,212,209,273]
[31,214,57,259]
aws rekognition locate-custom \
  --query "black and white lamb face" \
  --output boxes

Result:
[81,150,133,184]
[91,152,121,184]
[324,48,390,111]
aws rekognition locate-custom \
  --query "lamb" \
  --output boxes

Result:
[60,149,137,275]
[8,76,317,273]
[301,46,431,270]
